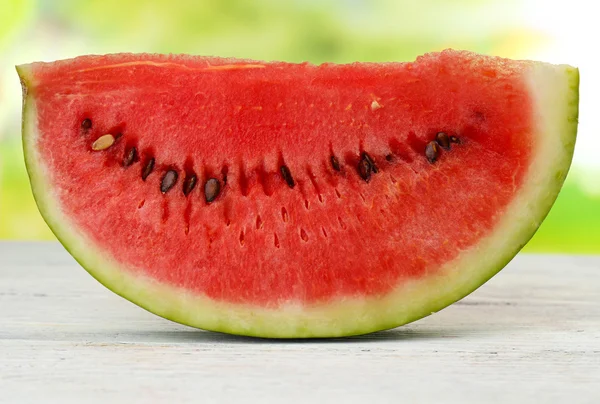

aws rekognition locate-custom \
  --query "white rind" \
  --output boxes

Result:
[19,61,578,338]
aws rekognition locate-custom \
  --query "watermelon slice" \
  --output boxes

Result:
[17,50,578,338]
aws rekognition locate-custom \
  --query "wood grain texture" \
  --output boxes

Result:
[0,242,598,404]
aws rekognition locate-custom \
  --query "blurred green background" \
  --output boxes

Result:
[0,0,598,252]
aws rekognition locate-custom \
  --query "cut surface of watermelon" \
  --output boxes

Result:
[18,50,578,337]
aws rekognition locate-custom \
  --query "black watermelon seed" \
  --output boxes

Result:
[123,147,137,167]
[450,136,461,144]
[361,152,378,173]
[435,132,451,150]
[81,118,92,130]
[425,141,439,163]
[357,157,372,182]
[160,170,178,194]
[385,154,393,162]
[330,155,341,172]
[280,165,295,188]
[183,173,198,196]
[205,178,221,203]
[141,158,155,181]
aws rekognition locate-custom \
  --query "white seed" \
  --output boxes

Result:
[91,134,115,151]
[371,100,382,111]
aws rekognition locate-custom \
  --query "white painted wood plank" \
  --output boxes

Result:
[0,242,599,404]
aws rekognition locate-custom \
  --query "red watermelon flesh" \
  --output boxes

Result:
[17,50,578,337]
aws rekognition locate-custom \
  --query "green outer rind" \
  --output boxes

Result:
[17,60,579,338]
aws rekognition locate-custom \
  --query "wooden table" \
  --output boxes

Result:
[1,242,598,403]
